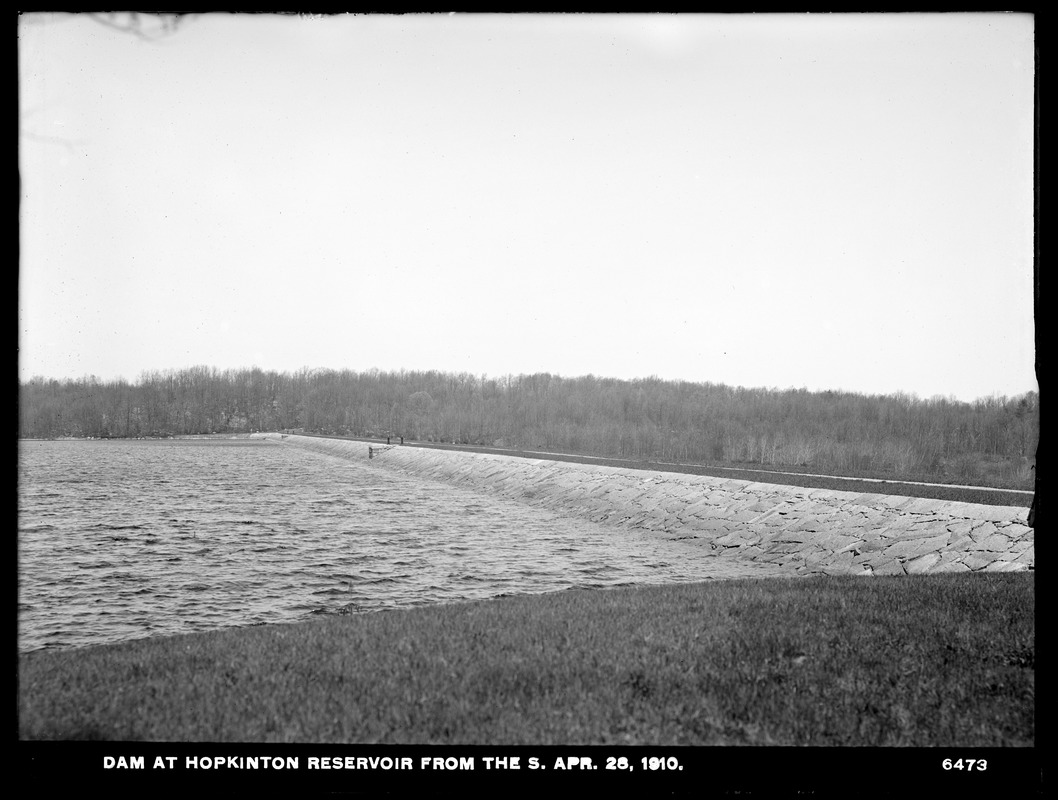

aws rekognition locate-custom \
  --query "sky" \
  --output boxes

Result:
[18,12,1036,402]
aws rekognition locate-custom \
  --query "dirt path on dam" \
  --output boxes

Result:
[291,433,1031,508]
[257,434,1034,579]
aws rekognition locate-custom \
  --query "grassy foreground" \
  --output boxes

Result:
[19,573,1033,746]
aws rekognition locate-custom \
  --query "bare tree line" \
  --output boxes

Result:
[18,367,1037,488]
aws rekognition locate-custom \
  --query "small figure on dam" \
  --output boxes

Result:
[1027,454,1037,528]
[1027,465,1036,528]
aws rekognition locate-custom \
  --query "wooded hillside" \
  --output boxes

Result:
[19,368,1037,488]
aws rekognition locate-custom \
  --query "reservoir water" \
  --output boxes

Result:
[18,438,764,653]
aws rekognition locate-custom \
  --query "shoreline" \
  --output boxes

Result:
[19,572,1034,746]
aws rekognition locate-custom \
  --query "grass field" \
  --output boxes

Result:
[18,572,1033,746]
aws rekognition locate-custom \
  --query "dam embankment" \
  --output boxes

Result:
[257,434,1034,578]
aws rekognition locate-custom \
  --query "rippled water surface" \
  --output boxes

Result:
[19,439,755,653]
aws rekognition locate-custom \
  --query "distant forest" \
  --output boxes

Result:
[19,367,1038,489]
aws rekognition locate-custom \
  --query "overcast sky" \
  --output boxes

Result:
[18,12,1036,402]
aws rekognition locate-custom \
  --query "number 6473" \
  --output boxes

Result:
[943,759,987,771]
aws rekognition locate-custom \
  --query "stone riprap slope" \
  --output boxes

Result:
[260,434,1034,578]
